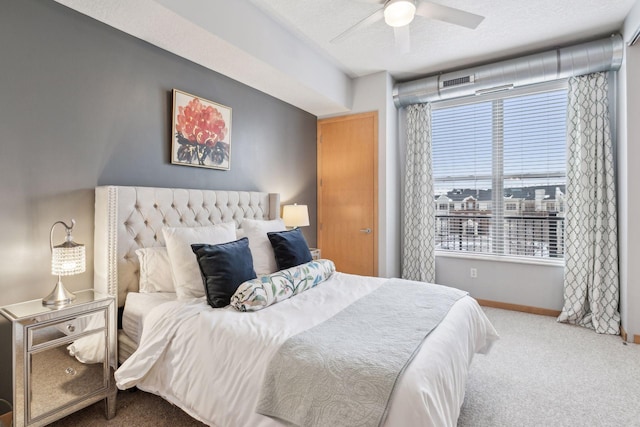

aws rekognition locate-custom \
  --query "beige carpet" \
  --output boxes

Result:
[50,307,640,426]
[458,308,640,427]
[49,389,205,427]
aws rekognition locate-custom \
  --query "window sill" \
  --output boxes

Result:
[435,250,565,267]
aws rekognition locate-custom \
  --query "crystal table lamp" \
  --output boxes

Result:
[282,204,310,229]
[43,219,85,306]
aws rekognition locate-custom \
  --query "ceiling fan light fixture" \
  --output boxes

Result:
[384,0,416,27]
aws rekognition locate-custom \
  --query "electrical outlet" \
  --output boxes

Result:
[470,268,478,278]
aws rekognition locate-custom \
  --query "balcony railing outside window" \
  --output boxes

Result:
[435,213,565,259]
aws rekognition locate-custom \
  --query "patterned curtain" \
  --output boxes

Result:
[558,72,620,334]
[402,104,435,282]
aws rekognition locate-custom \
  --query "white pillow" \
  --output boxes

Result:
[136,247,174,293]
[162,223,237,299]
[241,218,286,275]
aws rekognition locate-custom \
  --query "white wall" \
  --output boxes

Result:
[436,256,564,310]
[619,0,640,341]
[321,71,401,278]
[617,54,629,337]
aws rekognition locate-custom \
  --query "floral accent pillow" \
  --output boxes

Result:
[230,259,336,312]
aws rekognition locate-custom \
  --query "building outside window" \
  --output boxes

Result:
[431,83,567,260]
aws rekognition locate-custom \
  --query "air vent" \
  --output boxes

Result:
[440,75,475,89]
[395,35,623,107]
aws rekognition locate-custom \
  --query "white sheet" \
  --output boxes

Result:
[115,273,499,427]
[122,292,178,345]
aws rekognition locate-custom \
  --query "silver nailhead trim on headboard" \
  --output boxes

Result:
[107,186,119,301]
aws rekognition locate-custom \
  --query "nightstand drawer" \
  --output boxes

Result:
[28,309,107,350]
[28,330,108,423]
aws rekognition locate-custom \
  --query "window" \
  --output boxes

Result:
[431,84,567,260]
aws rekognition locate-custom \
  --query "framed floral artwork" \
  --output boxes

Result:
[171,89,232,170]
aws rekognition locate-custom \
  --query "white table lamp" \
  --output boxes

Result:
[282,204,310,229]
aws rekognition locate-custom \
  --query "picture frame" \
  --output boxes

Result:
[171,89,232,170]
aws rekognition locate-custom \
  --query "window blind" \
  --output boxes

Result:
[432,87,567,259]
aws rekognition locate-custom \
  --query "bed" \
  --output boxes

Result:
[93,185,498,427]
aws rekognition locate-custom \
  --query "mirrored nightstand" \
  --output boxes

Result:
[0,290,116,427]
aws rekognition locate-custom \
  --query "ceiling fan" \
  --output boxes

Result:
[331,0,485,52]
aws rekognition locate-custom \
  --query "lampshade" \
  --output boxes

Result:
[52,241,86,276]
[282,204,310,228]
[384,0,416,27]
[44,219,85,306]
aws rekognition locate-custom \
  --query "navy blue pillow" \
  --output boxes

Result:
[267,228,313,271]
[191,237,257,308]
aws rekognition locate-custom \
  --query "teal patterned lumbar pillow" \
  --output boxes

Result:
[230,259,336,312]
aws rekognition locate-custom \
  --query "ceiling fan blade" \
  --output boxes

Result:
[331,8,385,43]
[416,1,485,29]
[394,26,410,54]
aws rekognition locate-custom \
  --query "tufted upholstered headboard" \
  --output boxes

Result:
[94,186,280,307]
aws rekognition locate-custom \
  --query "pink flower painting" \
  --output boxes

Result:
[171,89,232,170]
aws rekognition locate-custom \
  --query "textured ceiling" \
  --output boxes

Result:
[249,0,636,80]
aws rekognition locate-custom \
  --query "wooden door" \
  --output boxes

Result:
[318,112,378,276]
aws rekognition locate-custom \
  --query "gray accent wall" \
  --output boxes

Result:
[0,0,317,306]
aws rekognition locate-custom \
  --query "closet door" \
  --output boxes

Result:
[317,112,378,276]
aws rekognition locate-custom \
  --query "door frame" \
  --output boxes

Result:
[317,111,379,276]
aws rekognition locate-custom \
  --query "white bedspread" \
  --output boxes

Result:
[122,292,178,345]
[115,273,498,427]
